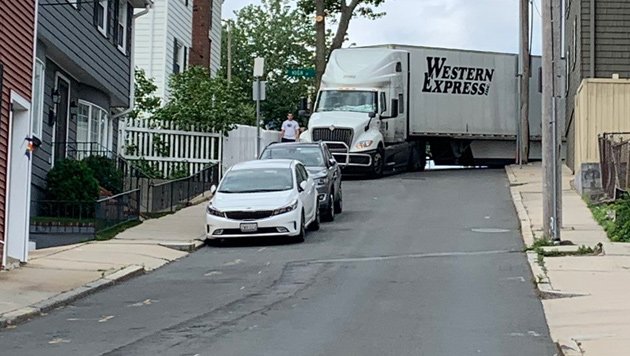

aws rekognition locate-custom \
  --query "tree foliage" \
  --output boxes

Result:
[298,0,387,91]
[221,0,319,128]
[153,66,255,134]
[131,68,161,120]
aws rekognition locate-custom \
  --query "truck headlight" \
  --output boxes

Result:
[355,140,374,149]
[207,203,225,218]
[272,200,298,216]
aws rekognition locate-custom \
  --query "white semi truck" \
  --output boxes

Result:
[300,44,543,176]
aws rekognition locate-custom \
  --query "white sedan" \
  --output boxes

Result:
[205,159,320,242]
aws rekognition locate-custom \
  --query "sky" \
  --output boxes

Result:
[221,0,543,56]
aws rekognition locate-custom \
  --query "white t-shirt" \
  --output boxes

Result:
[281,120,300,139]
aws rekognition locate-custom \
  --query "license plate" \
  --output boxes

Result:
[240,223,258,233]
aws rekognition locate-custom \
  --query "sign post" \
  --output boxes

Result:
[253,58,265,157]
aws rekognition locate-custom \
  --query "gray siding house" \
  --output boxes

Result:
[32,0,150,200]
[565,0,630,171]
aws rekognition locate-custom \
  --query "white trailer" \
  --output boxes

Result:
[300,44,542,176]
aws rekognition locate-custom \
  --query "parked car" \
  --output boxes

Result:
[259,142,343,221]
[206,159,319,242]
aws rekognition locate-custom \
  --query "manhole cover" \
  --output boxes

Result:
[471,228,510,233]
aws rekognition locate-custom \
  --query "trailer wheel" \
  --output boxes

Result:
[408,142,426,172]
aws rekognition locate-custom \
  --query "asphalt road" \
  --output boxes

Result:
[0,169,558,356]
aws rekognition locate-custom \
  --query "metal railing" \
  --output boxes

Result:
[147,163,219,213]
[95,189,141,232]
[599,132,630,199]
[31,189,141,236]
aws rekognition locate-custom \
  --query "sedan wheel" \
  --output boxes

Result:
[323,193,335,222]
[294,211,306,243]
[334,188,343,214]
[309,203,321,231]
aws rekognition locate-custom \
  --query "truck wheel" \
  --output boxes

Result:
[371,148,385,178]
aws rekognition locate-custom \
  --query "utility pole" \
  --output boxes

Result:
[314,0,326,97]
[542,0,555,240]
[227,21,232,83]
[552,0,563,233]
[519,0,530,164]
[542,0,562,241]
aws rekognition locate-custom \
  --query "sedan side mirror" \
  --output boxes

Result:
[210,185,217,194]
[298,181,306,192]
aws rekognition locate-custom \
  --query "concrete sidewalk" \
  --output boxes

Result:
[507,163,630,355]
[0,201,208,328]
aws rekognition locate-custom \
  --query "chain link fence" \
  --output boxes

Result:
[599,132,630,199]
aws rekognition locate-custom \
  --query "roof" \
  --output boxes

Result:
[230,159,295,171]
[265,142,323,149]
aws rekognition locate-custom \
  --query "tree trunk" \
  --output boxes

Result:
[314,0,326,106]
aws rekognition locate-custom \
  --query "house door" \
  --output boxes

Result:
[5,92,33,263]
[54,76,70,161]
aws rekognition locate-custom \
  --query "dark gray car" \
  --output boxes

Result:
[259,142,342,221]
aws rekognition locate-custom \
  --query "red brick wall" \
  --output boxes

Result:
[190,0,212,68]
[0,0,36,265]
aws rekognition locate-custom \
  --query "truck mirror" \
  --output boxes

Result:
[368,112,377,118]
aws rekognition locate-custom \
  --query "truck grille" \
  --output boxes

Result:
[312,128,353,147]
[225,211,273,220]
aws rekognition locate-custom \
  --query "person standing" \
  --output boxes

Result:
[280,113,300,142]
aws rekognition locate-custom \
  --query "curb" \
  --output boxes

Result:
[0,265,145,329]
[506,166,537,246]
[557,338,584,356]
[159,239,206,252]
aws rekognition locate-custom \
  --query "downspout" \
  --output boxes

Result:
[112,1,152,121]
[589,0,595,78]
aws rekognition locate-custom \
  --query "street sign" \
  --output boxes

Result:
[254,57,265,77]
[253,81,267,101]
[287,68,316,78]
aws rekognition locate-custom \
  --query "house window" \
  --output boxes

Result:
[173,39,186,74]
[31,59,45,138]
[117,0,127,53]
[77,101,111,158]
[96,0,108,36]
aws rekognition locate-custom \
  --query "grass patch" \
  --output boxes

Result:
[95,220,142,241]
[589,197,630,242]
[525,237,555,251]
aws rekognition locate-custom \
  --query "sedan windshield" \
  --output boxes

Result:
[218,168,294,193]
[315,90,377,113]
[260,147,325,167]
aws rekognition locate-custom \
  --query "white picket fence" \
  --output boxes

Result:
[119,119,279,178]
[119,118,222,177]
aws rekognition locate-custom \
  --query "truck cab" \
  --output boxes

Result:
[301,48,417,176]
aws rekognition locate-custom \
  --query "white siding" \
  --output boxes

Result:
[165,0,193,98]
[210,0,222,76]
[133,0,168,100]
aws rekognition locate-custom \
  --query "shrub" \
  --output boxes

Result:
[46,159,99,202]
[82,156,123,194]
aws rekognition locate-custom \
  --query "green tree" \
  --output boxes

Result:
[154,66,255,134]
[221,0,318,127]
[131,68,161,120]
[298,0,387,91]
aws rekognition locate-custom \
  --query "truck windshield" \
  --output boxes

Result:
[315,90,377,113]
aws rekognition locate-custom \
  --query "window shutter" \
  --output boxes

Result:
[111,0,119,45]
[173,38,179,73]
[126,3,133,55]
[107,0,114,39]
[92,0,99,27]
